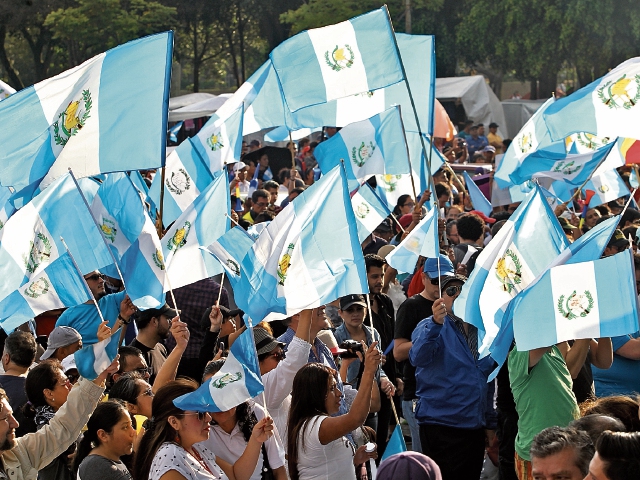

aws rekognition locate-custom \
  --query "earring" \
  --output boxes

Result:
[174,431,181,443]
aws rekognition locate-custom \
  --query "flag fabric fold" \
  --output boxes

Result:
[463,171,492,216]
[269,7,404,112]
[0,252,90,333]
[386,207,438,274]
[380,425,408,462]
[351,183,392,242]
[233,165,368,322]
[173,328,264,412]
[205,226,256,289]
[161,170,230,290]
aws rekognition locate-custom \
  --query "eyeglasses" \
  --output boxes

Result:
[182,411,208,421]
[85,273,103,282]
[255,202,268,207]
[344,305,365,313]
[132,367,150,376]
[403,202,415,208]
[444,285,462,297]
[137,388,154,398]
[270,351,286,361]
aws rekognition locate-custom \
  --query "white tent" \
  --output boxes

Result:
[168,92,215,111]
[435,76,507,138]
[501,99,547,139]
[168,93,232,122]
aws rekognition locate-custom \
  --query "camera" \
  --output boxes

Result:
[338,339,365,359]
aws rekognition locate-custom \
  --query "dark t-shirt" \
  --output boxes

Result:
[78,455,132,480]
[371,293,397,382]
[394,294,434,401]
[0,375,34,437]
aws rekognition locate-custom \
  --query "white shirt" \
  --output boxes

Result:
[199,403,285,480]
[149,443,227,480]
[295,416,356,480]
[254,336,310,443]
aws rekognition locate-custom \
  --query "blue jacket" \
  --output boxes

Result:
[410,315,495,429]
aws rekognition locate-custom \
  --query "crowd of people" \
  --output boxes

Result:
[0,125,640,480]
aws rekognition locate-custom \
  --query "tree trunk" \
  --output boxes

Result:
[237,3,245,84]
[0,26,24,89]
[530,80,538,100]
[192,23,199,92]
[538,70,557,100]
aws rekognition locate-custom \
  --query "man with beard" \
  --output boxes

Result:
[129,303,178,383]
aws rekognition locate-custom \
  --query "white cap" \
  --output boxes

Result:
[233,161,247,172]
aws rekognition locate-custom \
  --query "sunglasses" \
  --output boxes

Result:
[138,388,154,398]
[270,351,286,361]
[444,285,462,297]
[85,273,103,282]
[182,411,208,421]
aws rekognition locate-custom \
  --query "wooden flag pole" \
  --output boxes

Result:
[157,166,166,238]
[215,272,226,307]
[288,131,296,169]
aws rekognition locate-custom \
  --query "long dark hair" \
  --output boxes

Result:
[133,379,198,480]
[73,400,130,473]
[393,194,411,216]
[23,359,62,418]
[287,363,335,480]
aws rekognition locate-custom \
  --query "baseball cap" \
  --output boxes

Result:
[378,451,442,480]
[317,329,347,355]
[608,229,629,249]
[41,326,82,360]
[557,217,577,233]
[398,214,413,229]
[135,303,179,326]
[253,328,285,356]
[233,161,247,172]
[489,122,499,128]
[482,145,496,153]
[440,274,467,290]
[200,305,244,330]
[423,255,455,279]
[374,218,393,233]
[61,354,77,373]
[469,210,497,224]
[340,294,367,311]
[377,245,395,259]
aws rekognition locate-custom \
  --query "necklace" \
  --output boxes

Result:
[176,443,218,478]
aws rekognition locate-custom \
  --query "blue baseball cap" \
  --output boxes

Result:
[423,255,455,279]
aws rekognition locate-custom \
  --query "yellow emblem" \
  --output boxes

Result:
[53,89,92,146]
[167,221,191,251]
[207,133,224,151]
[325,45,355,71]
[598,73,640,109]
[495,249,522,294]
[277,243,295,286]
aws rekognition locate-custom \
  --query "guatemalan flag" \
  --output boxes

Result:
[544,57,640,141]
[89,173,165,309]
[512,249,638,351]
[0,79,15,100]
[314,106,411,185]
[0,252,90,333]
[0,32,173,201]
[351,183,391,243]
[508,142,615,187]
[233,165,368,322]
[453,186,570,357]
[386,207,438,274]
[287,33,435,135]
[463,171,492,217]
[148,138,214,227]
[161,169,230,290]
[0,174,112,303]
[205,226,256,290]
[269,7,404,112]
[173,328,264,412]
[582,169,630,207]
[494,98,566,188]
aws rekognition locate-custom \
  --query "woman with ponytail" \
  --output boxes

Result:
[74,400,135,479]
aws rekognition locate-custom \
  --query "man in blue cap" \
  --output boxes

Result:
[393,254,456,453]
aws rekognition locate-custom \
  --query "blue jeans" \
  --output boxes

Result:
[402,399,422,453]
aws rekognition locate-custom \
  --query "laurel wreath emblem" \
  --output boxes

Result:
[324,45,355,72]
[597,74,640,110]
[557,290,594,319]
[53,89,92,146]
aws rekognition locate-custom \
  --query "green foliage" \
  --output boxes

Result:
[44,0,176,66]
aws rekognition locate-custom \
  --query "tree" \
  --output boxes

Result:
[44,0,176,67]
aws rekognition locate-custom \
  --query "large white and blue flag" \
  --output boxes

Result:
[314,107,410,184]
[453,186,570,357]
[512,249,638,351]
[174,327,264,411]
[351,183,392,243]
[494,98,566,188]
[0,80,16,100]
[234,165,368,322]
[269,7,404,112]
[148,138,215,227]
[287,33,435,134]
[0,186,16,230]
[205,226,256,289]
[0,252,90,333]
[161,170,230,290]
[463,171,492,216]
[89,173,165,309]
[0,174,112,303]
[0,32,173,197]
[386,207,438,274]
[544,57,640,141]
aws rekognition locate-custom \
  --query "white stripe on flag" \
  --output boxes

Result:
[552,262,601,342]
[308,23,369,102]
[208,349,252,411]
